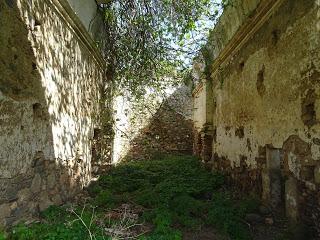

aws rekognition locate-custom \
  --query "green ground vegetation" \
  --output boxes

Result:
[5,155,260,240]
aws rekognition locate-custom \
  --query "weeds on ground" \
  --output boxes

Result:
[8,154,258,240]
[275,223,314,240]
[207,192,258,240]
[10,205,106,240]
[0,231,6,240]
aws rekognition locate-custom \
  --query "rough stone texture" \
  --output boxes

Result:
[193,83,208,131]
[113,86,194,162]
[193,0,320,235]
[209,0,320,169]
[203,0,261,63]
[192,63,214,163]
[0,0,107,226]
[125,103,194,161]
[285,176,299,222]
[264,147,283,209]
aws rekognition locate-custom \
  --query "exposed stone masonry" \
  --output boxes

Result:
[0,152,82,226]
[125,90,194,161]
[0,0,108,226]
[193,0,320,236]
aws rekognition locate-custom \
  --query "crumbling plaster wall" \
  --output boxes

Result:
[192,56,215,162]
[193,0,320,234]
[0,0,105,226]
[204,0,261,64]
[193,84,207,132]
[211,0,319,175]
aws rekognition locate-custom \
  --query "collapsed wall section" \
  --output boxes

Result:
[113,86,194,163]
[193,0,320,235]
[0,0,107,226]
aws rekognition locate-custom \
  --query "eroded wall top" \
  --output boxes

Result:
[64,0,105,45]
[203,0,261,66]
[66,0,98,30]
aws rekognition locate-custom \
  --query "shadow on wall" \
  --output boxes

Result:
[123,88,194,161]
[0,0,107,226]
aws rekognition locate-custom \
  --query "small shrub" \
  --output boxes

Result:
[87,182,102,197]
[207,192,252,240]
[0,231,6,240]
[169,194,206,228]
[93,190,117,208]
[141,208,182,240]
[10,206,106,240]
[11,224,35,240]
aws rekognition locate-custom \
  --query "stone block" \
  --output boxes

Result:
[51,194,63,205]
[5,186,18,202]
[39,192,53,211]
[28,202,39,215]
[0,203,11,220]
[10,201,17,211]
[17,188,31,203]
[269,169,282,208]
[261,168,271,202]
[31,174,42,193]
[245,213,264,224]
[47,173,56,189]
[266,147,281,170]
[301,166,315,181]
[285,176,299,222]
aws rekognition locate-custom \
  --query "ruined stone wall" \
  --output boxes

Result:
[192,56,214,162]
[125,103,194,160]
[193,0,320,235]
[0,0,106,226]
[193,82,214,162]
[113,86,194,162]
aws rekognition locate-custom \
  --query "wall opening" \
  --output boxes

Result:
[256,65,266,97]
[239,61,245,72]
[32,103,43,120]
[301,89,317,127]
[271,29,280,45]
[235,126,244,138]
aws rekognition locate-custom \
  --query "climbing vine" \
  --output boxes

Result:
[99,0,229,99]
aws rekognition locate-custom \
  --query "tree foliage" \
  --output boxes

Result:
[100,0,228,97]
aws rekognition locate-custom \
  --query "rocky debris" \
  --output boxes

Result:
[245,213,264,224]
[264,217,274,225]
[96,204,151,239]
[258,205,271,216]
[103,204,143,223]
[0,154,85,227]
[30,174,42,193]
[125,104,194,161]
[0,204,11,225]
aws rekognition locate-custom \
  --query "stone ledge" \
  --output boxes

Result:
[192,0,285,98]
[210,0,285,78]
[192,81,204,97]
[46,0,106,70]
